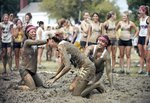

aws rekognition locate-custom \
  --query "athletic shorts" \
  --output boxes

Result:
[14,42,22,48]
[138,36,148,45]
[80,41,86,48]
[2,42,11,48]
[88,42,96,46]
[19,68,35,80]
[110,38,117,46]
[118,39,132,46]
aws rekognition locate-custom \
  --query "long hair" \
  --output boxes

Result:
[96,35,111,48]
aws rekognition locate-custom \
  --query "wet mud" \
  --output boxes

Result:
[0,72,150,103]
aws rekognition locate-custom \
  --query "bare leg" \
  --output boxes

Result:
[119,46,125,68]
[2,48,7,73]
[146,50,150,72]
[138,44,145,69]
[72,79,88,96]
[112,45,117,69]
[18,73,36,91]
[7,47,12,72]
[69,75,79,91]
[38,48,43,66]
[126,46,132,68]
[107,45,111,54]
[14,48,20,69]
[32,73,43,87]
[81,81,106,97]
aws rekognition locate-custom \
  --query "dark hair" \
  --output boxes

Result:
[52,30,64,43]
[47,26,51,28]
[24,25,34,39]
[8,12,13,16]
[25,12,32,20]
[37,21,44,27]
[92,12,100,22]
[83,11,90,15]
[107,11,116,20]
[16,19,23,25]
[96,35,111,47]
[58,18,66,29]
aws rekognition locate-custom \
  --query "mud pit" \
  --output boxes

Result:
[0,72,150,103]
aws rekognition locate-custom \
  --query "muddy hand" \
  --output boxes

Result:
[46,79,55,87]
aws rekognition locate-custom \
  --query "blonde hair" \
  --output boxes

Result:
[107,11,116,20]
[140,5,149,16]
[123,11,130,19]
[2,14,8,21]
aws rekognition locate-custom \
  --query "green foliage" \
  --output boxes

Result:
[40,0,121,23]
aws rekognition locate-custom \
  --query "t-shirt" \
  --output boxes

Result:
[0,21,13,43]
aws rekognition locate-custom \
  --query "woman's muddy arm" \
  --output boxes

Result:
[84,45,94,57]
[24,39,48,47]
[104,53,113,89]
[50,62,65,79]
[52,45,71,83]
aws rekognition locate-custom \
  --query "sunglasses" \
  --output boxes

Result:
[10,15,14,17]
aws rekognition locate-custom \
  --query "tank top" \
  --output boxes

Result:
[139,16,149,37]
[36,27,44,40]
[80,20,91,42]
[89,23,102,43]
[1,21,13,43]
[120,21,131,41]
[14,31,23,42]
[36,27,45,47]
[75,26,82,42]
[106,21,116,38]
[90,45,107,58]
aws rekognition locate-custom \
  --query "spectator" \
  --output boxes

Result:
[36,21,46,69]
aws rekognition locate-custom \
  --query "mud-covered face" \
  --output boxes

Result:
[3,16,8,24]
[92,14,99,22]
[28,29,36,40]
[97,39,107,48]
[122,13,128,21]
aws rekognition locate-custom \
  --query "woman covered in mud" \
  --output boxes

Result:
[15,25,49,90]
[46,30,106,96]
[69,35,113,94]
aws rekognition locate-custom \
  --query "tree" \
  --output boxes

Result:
[40,0,121,23]
[0,0,42,22]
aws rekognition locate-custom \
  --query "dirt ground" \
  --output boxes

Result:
[0,71,150,103]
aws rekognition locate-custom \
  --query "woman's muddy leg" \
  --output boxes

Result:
[69,75,79,91]
[18,73,36,91]
[32,73,43,87]
[7,47,12,72]
[72,79,88,96]
[81,81,105,97]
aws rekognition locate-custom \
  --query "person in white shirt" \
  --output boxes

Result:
[0,14,14,73]
[137,5,149,74]
[36,21,46,69]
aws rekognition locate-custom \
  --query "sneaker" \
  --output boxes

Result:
[117,70,124,74]
[145,72,149,76]
[126,69,130,74]
[11,67,17,71]
[138,69,144,74]
[112,69,116,73]
[39,65,46,69]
